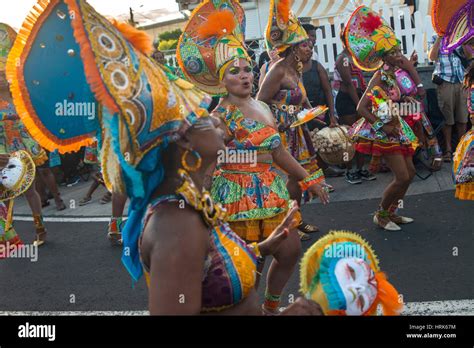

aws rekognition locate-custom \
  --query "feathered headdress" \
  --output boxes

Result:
[177,0,249,95]
[265,0,308,53]
[344,6,400,71]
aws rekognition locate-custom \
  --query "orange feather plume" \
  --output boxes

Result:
[374,272,403,316]
[197,10,236,39]
[109,19,153,55]
[277,0,291,24]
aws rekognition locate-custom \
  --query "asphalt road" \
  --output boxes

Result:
[0,190,472,312]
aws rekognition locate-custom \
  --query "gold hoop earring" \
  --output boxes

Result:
[294,54,303,75]
[181,150,202,172]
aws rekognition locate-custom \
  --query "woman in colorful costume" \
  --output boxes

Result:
[0,23,48,246]
[257,0,327,236]
[10,0,325,315]
[177,0,329,314]
[345,7,419,231]
[438,1,474,200]
[300,230,403,315]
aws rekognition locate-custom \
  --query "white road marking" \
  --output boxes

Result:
[13,216,115,223]
[1,300,472,316]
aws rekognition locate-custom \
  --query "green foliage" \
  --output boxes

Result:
[158,29,182,42]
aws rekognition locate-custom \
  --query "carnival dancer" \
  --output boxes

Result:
[345,6,419,231]
[0,23,48,246]
[10,0,325,315]
[438,1,474,200]
[394,56,443,171]
[177,0,329,314]
[257,0,327,237]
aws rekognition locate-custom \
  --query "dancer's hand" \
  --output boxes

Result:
[258,203,299,257]
[280,297,324,315]
[0,154,9,169]
[308,182,330,205]
[382,124,397,136]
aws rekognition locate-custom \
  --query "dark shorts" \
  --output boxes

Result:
[336,90,362,118]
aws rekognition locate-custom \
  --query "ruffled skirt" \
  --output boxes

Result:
[212,163,292,242]
[453,129,474,200]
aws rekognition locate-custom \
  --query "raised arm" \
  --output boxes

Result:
[428,36,443,62]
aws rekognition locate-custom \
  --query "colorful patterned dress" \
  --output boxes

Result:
[270,81,320,173]
[0,100,47,166]
[211,103,293,242]
[348,70,418,159]
[453,86,474,200]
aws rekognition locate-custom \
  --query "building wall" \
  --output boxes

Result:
[141,21,186,41]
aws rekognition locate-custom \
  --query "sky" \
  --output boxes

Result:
[0,0,180,29]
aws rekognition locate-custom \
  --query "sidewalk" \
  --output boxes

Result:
[12,161,455,217]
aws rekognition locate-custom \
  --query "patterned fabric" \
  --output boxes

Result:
[84,139,99,165]
[344,6,400,71]
[334,53,367,90]
[212,103,290,241]
[348,74,418,157]
[141,195,257,312]
[265,0,309,53]
[271,81,320,172]
[0,101,47,166]
[453,87,474,200]
[394,69,442,159]
[429,35,466,83]
[177,0,248,96]
[0,24,16,72]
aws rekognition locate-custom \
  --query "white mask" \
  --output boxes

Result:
[334,258,378,315]
[1,157,24,189]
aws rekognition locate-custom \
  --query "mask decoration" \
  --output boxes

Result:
[344,6,400,71]
[0,150,35,201]
[300,231,403,316]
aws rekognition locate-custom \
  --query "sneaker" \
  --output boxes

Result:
[358,169,376,181]
[345,171,362,184]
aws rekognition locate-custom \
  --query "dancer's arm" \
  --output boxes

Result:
[272,144,329,204]
[357,73,397,136]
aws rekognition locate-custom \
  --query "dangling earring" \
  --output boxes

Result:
[181,149,202,172]
[294,54,303,76]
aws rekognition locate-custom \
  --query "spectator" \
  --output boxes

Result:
[428,35,469,163]
[334,28,375,184]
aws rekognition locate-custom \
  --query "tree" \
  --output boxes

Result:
[158,29,182,42]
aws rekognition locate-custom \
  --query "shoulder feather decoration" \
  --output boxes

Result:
[197,10,236,39]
